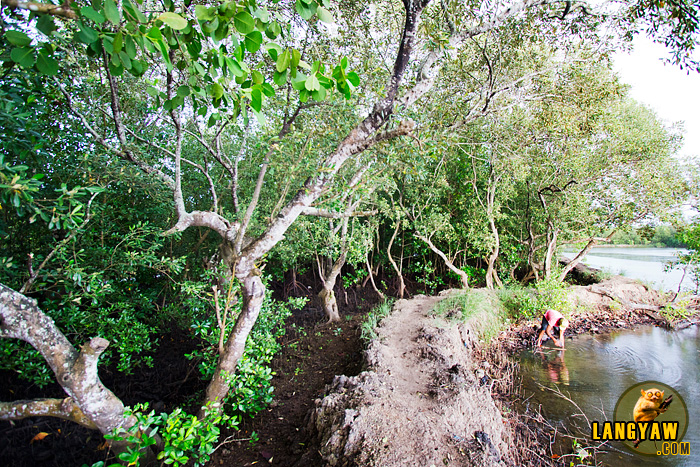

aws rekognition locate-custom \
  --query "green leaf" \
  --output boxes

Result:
[36,52,58,75]
[108,61,124,76]
[103,0,120,25]
[265,42,282,60]
[146,26,163,42]
[251,70,263,84]
[250,86,262,112]
[273,69,287,86]
[76,23,99,44]
[225,57,244,77]
[36,16,56,36]
[130,59,146,76]
[6,30,32,47]
[159,12,188,30]
[276,49,290,72]
[123,0,147,23]
[266,21,281,39]
[304,74,320,91]
[234,11,255,35]
[210,82,224,100]
[81,6,106,23]
[253,8,269,22]
[10,47,35,68]
[113,32,124,53]
[347,71,360,87]
[291,49,301,69]
[202,17,219,35]
[295,0,316,20]
[125,35,137,59]
[316,6,334,23]
[177,85,190,97]
[244,31,262,53]
[262,83,275,97]
[291,74,307,91]
[311,85,327,101]
[119,51,132,70]
[195,5,215,21]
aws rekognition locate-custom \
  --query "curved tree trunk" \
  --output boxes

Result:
[365,255,385,299]
[415,233,469,288]
[0,284,138,455]
[387,220,406,298]
[318,288,341,322]
[485,216,503,289]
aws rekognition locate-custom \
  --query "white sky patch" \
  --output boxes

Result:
[614,36,700,159]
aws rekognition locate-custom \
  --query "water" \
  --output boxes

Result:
[519,325,700,466]
[562,247,695,292]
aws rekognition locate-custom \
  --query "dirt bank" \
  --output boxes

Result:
[307,292,512,467]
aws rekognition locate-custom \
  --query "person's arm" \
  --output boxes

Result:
[558,328,565,348]
[545,325,562,347]
[536,329,546,347]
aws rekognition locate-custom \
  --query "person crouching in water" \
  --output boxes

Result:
[536,308,569,348]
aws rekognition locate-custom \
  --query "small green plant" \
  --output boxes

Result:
[185,281,307,419]
[360,299,394,343]
[333,327,343,336]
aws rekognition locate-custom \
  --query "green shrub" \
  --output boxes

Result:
[498,274,571,322]
[103,401,231,467]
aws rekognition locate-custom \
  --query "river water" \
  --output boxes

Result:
[519,326,699,465]
[562,247,695,292]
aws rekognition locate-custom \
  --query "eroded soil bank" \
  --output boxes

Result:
[308,292,512,467]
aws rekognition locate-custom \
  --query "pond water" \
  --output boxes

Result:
[518,325,700,466]
[561,247,695,292]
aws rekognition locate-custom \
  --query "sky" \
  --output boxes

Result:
[613,36,700,159]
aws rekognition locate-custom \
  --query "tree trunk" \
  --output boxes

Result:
[365,255,385,299]
[200,270,264,415]
[558,230,616,282]
[415,233,469,288]
[485,216,503,289]
[387,220,406,298]
[0,284,137,455]
[543,222,559,280]
[318,287,341,322]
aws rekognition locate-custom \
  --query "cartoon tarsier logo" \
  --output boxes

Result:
[631,388,673,448]
[605,381,690,456]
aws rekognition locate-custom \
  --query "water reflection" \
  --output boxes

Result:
[519,326,699,466]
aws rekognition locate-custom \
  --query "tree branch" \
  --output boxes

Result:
[301,207,378,218]
[59,85,175,190]
[1,0,77,18]
[0,398,98,430]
